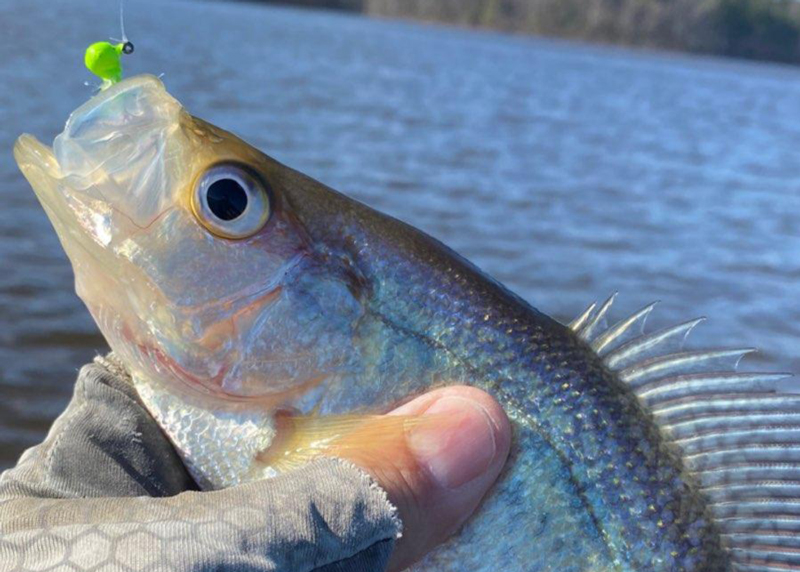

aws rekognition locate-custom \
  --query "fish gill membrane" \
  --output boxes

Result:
[13,75,800,572]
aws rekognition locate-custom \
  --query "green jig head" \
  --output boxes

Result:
[85,0,134,89]
[85,40,134,88]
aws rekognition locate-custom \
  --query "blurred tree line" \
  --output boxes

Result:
[261,0,800,63]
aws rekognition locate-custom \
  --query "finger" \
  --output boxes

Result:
[340,386,512,572]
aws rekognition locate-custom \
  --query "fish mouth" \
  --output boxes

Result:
[15,133,118,260]
[14,74,170,189]
[16,74,183,254]
[17,75,182,233]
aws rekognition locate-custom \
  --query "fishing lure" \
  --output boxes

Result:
[84,1,134,89]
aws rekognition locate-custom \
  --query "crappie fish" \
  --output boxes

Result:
[14,75,800,572]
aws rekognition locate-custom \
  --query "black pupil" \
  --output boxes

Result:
[206,178,248,221]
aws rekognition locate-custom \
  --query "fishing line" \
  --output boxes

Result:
[120,0,128,44]
[111,0,134,54]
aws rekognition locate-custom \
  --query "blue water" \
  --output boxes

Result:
[1,0,799,468]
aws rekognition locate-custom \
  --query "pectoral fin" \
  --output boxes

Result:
[256,412,437,473]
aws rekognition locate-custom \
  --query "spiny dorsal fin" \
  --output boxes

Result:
[572,295,797,572]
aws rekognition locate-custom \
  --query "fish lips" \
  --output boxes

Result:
[16,75,184,247]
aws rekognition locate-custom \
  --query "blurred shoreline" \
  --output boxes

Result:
[237,0,800,65]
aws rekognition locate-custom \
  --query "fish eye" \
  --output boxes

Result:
[192,164,271,239]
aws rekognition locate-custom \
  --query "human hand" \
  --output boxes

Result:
[0,359,510,572]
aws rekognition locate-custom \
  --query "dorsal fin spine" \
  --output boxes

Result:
[604,317,706,370]
[570,296,797,571]
[591,301,657,355]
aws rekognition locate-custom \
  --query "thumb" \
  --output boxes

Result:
[339,386,512,572]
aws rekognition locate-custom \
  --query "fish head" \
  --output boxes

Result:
[14,75,365,403]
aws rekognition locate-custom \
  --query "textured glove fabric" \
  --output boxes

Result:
[0,358,401,571]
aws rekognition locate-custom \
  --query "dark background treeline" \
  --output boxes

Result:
[246,0,800,64]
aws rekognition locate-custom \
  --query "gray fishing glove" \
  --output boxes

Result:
[0,357,400,572]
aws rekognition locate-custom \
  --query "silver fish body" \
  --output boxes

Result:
[15,75,799,571]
